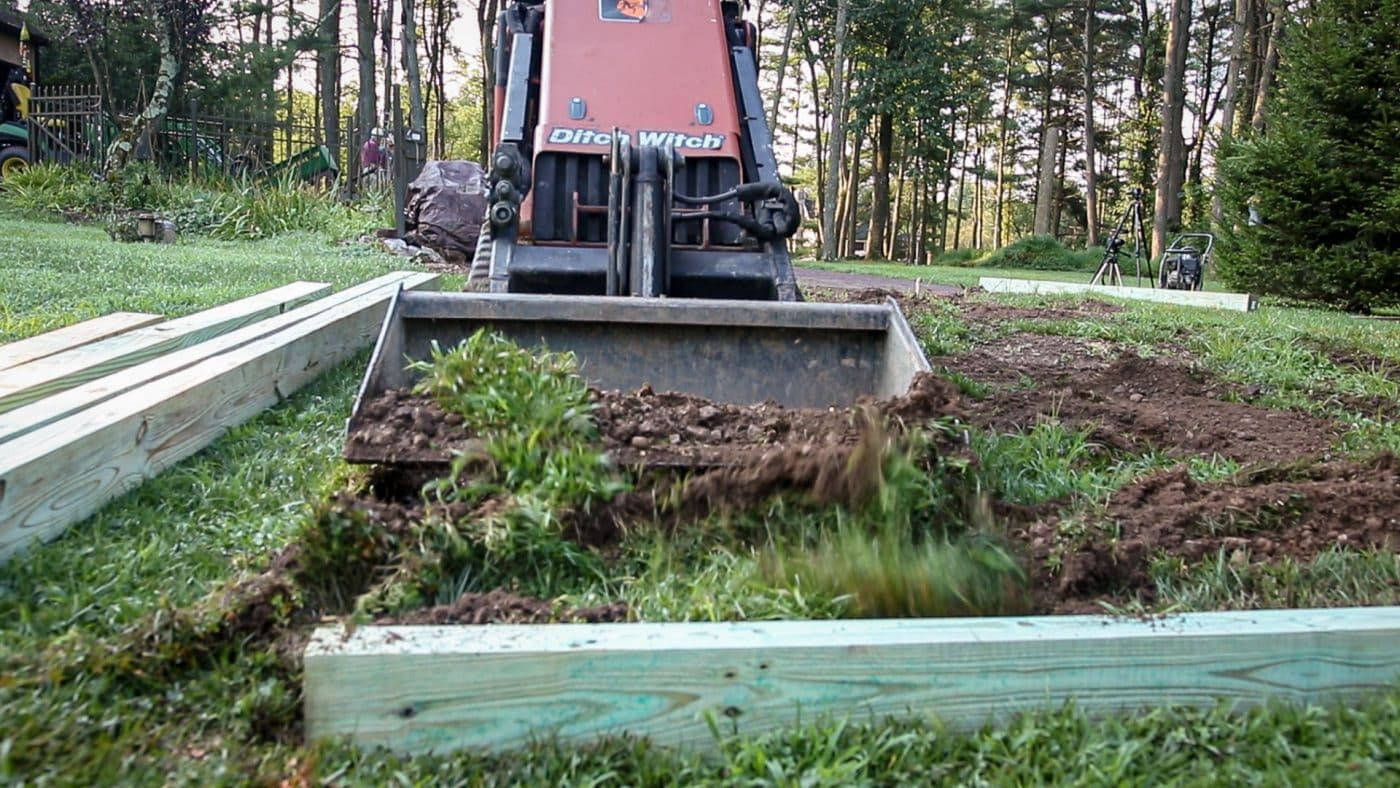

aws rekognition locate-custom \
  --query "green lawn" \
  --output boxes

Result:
[800,258,1229,291]
[2,214,1400,783]
[0,216,438,343]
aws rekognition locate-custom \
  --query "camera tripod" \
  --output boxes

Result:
[1090,187,1152,287]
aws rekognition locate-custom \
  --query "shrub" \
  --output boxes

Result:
[931,247,982,267]
[1214,0,1400,312]
[977,235,1102,272]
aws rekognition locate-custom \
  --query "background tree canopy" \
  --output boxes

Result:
[7,0,1396,309]
[1215,0,1400,312]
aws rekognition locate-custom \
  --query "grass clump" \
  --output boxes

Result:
[758,429,1031,618]
[970,422,1160,507]
[1153,548,1400,611]
[409,330,624,508]
[345,331,627,612]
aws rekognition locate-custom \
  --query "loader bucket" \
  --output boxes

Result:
[345,290,930,465]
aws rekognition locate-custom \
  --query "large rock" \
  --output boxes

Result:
[404,160,488,264]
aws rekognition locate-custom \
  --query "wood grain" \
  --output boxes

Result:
[304,609,1400,754]
[0,273,425,445]
[979,277,1258,312]
[0,281,332,413]
[0,313,166,371]
[0,273,439,560]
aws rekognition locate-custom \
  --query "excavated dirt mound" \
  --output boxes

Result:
[964,354,1340,465]
[1022,455,1400,612]
[936,331,1123,387]
[595,373,964,467]
[959,297,1125,323]
[345,389,485,464]
[346,372,965,470]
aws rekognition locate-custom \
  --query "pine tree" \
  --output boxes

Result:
[1215,0,1400,311]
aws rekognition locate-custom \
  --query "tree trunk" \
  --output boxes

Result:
[1250,0,1282,132]
[798,14,825,231]
[911,121,926,263]
[819,0,851,261]
[939,119,957,252]
[357,0,378,139]
[401,0,426,133]
[1214,0,1253,220]
[106,23,179,173]
[866,110,894,259]
[286,0,296,160]
[992,18,1016,249]
[887,146,908,259]
[973,142,985,249]
[382,0,394,132]
[479,0,500,160]
[767,0,801,134]
[952,126,970,251]
[1083,0,1099,246]
[1153,0,1191,260]
[1188,6,1223,193]
[317,0,342,163]
[1133,0,1155,190]
[1053,123,1069,238]
[840,123,863,259]
[1033,126,1060,236]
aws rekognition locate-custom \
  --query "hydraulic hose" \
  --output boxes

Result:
[671,182,800,241]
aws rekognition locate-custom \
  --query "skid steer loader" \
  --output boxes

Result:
[346,0,930,464]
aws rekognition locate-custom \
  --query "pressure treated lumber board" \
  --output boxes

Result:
[978,277,1259,312]
[0,312,166,371]
[0,272,427,445]
[304,608,1400,754]
[0,272,439,561]
[0,281,332,413]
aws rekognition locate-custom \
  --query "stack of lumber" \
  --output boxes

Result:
[0,271,439,562]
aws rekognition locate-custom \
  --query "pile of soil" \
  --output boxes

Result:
[344,389,484,464]
[1025,454,1400,612]
[963,354,1340,465]
[345,372,965,470]
[594,372,964,468]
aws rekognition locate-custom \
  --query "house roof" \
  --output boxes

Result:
[0,8,51,47]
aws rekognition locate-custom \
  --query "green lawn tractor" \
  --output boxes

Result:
[0,117,28,179]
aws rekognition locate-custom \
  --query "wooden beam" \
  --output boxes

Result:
[304,608,1400,754]
[0,273,426,445]
[0,282,333,413]
[978,277,1258,312]
[0,312,166,371]
[0,273,440,561]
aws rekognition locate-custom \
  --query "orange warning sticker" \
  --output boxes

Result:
[601,0,647,21]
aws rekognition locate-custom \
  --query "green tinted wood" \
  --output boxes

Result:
[0,312,165,371]
[0,273,423,445]
[305,609,1400,754]
[0,273,439,560]
[0,281,332,413]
